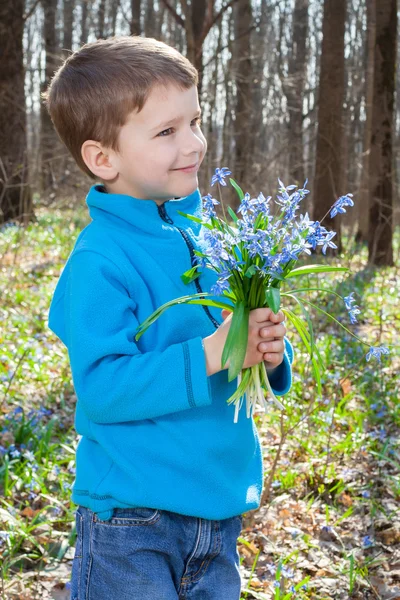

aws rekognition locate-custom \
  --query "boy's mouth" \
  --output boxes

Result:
[173,162,199,172]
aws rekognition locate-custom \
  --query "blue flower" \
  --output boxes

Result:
[361,491,370,498]
[330,194,354,218]
[202,193,220,219]
[321,231,337,254]
[211,167,232,187]
[362,535,373,548]
[344,292,361,324]
[366,345,390,362]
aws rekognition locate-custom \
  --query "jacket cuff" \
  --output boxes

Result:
[267,337,294,396]
[184,337,213,409]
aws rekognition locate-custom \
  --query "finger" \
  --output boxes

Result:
[263,353,283,366]
[258,340,284,353]
[268,310,285,323]
[260,324,286,339]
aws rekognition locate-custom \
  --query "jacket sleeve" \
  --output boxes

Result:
[265,337,294,396]
[59,250,213,424]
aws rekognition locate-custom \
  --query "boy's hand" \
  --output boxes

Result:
[256,310,286,371]
[203,307,286,376]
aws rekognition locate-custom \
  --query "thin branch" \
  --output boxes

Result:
[159,0,185,28]
[23,0,41,21]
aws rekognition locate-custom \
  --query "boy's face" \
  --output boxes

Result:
[104,83,207,204]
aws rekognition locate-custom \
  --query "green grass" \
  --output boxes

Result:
[0,208,399,599]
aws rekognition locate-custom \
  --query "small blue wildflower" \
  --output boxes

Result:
[202,193,220,220]
[281,566,294,579]
[65,581,71,590]
[362,535,373,548]
[366,346,390,362]
[330,194,354,218]
[343,292,362,324]
[271,480,282,488]
[321,231,337,254]
[266,563,277,575]
[211,167,231,187]
[361,491,370,498]
[273,581,280,588]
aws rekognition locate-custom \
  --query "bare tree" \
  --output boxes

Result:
[80,0,91,44]
[160,0,238,97]
[279,0,309,186]
[131,0,141,36]
[232,0,252,187]
[0,0,32,224]
[313,0,346,253]
[63,0,74,53]
[40,0,62,191]
[357,0,376,243]
[368,0,397,265]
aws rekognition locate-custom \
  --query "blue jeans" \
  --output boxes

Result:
[70,505,243,599]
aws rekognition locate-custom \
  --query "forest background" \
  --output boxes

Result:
[0,1,399,599]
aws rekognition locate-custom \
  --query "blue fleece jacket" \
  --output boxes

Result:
[48,184,294,521]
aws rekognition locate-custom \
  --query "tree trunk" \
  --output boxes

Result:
[0,0,32,224]
[97,0,106,38]
[80,0,90,44]
[286,0,309,186]
[232,0,252,188]
[63,0,74,53]
[40,0,62,192]
[144,0,155,37]
[313,0,346,254]
[130,0,141,36]
[357,0,376,244]
[368,0,397,266]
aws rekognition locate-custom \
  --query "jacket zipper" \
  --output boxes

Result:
[157,204,220,329]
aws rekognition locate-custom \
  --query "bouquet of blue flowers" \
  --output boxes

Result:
[135,168,390,422]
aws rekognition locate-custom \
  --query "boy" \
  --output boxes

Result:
[44,36,293,600]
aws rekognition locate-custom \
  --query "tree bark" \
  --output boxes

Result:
[80,0,90,44]
[232,0,252,187]
[97,0,106,38]
[63,0,74,53]
[40,0,62,192]
[368,0,396,266]
[130,0,141,36]
[357,0,376,244]
[285,0,309,186]
[313,0,346,254]
[0,0,32,224]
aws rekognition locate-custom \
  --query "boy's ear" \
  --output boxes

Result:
[81,140,118,181]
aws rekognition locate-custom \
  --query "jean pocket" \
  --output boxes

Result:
[94,506,161,526]
[70,510,83,600]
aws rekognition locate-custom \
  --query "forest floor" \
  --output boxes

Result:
[0,204,399,600]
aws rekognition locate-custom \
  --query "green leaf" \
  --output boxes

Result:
[286,265,349,278]
[180,266,201,285]
[227,206,239,223]
[244,265,257,278]
[229,177,245,201]
[134,293,234,341]
[176,210,213,230]
[265,286,281,313]
[284,292,323,367]
[221,301,249,381]
[283,307,324,395]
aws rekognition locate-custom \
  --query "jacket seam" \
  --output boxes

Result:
[182,341,196,408]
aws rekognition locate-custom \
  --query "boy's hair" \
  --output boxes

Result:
[42,36,198,179]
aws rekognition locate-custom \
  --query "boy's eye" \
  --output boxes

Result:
[157,116,202,137]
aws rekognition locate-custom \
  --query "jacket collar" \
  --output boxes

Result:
[85,184,203,236]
